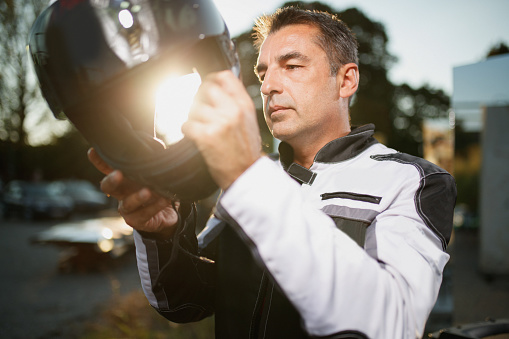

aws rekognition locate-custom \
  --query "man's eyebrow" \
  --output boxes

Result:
[255,51,310,77]
[278,51,310,64]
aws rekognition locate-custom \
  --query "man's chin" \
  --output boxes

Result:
[269,120,297,141]
[271,130,292,143]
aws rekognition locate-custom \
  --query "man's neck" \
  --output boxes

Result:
[290,129,351,169]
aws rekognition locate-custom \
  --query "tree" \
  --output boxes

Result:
[1,0,454,183]
[0,0,52,145]
[486,41,509,58]
[391,84,450,156]
[234,1,399,150]
[234,30,274,153]
[452,40,509,215]
[339,7,397,144]
[0,0,65,180]
[234,1,451,157]
[0,1,77,181]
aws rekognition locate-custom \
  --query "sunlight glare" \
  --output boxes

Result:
[101,227,114,240]
[155,73,202,145]
[118,9,134,28]
[97,239,114,253]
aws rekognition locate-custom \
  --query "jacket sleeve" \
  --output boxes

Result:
[215,156,455,339]
[134,203,216,323]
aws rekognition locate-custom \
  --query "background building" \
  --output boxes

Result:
[453,54,509,275]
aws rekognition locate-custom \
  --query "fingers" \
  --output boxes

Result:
[193,71,251,113]
[89,148,143,199]
[100,172,169,219]
[99,170,123,199]
[185,71,255,133]
[119,187,154,214]
[88,148,178,236]
[182,70,261,190]
[88,148,113,175]
[118,189,177,234]
[100,169,143,201]
[120,192,170,222]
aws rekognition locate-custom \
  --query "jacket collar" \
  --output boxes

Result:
[278,124,378,171]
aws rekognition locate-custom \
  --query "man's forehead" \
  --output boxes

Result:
[256,24,321,64]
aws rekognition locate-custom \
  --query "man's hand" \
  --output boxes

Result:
[88,148,179,238]
[182,70,262,190]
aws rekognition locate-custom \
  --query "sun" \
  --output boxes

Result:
[154,72,202,145]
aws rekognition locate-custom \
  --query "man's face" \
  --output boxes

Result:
[255,24,344,147]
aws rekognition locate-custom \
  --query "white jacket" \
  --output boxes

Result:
[135,124,456,338]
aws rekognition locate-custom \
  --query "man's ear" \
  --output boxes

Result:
[337,63,359,99]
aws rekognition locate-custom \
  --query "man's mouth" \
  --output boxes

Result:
[269,105,290,115]
[265,96,292,118]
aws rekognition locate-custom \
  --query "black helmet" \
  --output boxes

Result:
[28,0,239,201]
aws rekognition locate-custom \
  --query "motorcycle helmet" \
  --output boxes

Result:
[28,0,240,201]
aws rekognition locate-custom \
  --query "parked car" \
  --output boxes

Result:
[2,180,75,220]
[53,180,110,213]
[30,216,134,272]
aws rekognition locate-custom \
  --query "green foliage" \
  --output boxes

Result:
[0,0,72,182]
[0,0,453,183]
[454,173,479,214]
[486,41,509,58]
[235,30,274,154]
[234,1,450,158]
[340,7,397,141]
[0,0,48,146]
[390,84,450,156]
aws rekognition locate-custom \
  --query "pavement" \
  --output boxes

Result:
[0,217,141,339]
[425,227,509,336]
[2,216,507,338]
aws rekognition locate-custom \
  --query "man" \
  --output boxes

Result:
[89,7,456,339]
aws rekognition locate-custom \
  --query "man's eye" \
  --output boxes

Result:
[286,65,301,70]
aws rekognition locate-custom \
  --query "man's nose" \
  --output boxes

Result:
[260,69,282,96]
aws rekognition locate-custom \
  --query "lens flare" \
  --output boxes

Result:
[97,239,114,253]
[118,9,134,28]
[155,73,202,145]
[101,227,114,240]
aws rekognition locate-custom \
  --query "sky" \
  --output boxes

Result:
[22,0,509,145]
[213,0,509,95]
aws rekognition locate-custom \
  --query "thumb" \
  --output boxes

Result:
[87,148,114,175]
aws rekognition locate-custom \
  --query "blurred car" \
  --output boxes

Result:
[30,216,134,272]
[2,180,74,220]
[53,179,110,213]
